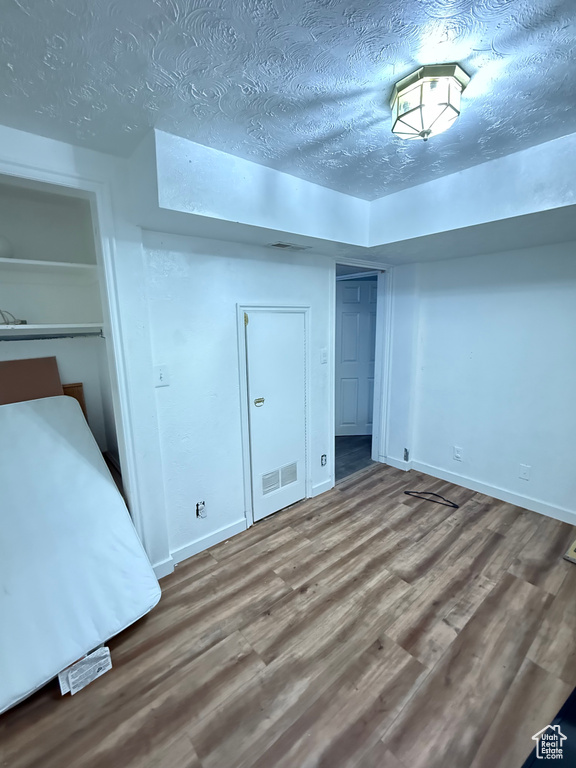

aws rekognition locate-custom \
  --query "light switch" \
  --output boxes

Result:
[154,365,170,387]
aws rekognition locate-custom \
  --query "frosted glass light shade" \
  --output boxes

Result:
[390,64,470,141]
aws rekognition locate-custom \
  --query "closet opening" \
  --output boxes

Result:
[0,174,124,496]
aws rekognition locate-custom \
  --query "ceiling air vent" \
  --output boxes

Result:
[268,241,311,252]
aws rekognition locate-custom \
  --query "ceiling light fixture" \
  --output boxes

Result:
[390,63,470,141]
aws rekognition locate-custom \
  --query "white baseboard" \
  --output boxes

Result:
[153,556,175,580]
[411,460,576,526]
[311,479,334,497]
[383,455,413,471]
[170,518,247,567]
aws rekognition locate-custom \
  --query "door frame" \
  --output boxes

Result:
[237,304,311,527]
[331,261,393,467]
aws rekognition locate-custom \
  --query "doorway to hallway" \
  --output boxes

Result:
[334,264,379,482]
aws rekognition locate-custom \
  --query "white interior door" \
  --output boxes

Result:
[245,309,307,522]
[335,280,377,436]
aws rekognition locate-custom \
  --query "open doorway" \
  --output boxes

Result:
[334,264,380,482]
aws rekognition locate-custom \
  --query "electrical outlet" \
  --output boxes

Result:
[404,448,409,462]
[321,454,327,466]
[519,464,531,481]
[453,446,463,462]
[196,501,206,518]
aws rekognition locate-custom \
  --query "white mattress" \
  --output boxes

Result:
[0,396,161,714]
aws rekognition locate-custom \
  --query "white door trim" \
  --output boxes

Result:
[336,270,380,281]
[335,257,394,271]
[331,263,392,467]
[372,271,393,462]
[0,159,146,550]
[237,304,311,527]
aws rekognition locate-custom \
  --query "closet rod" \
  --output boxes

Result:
[0,331,104,342]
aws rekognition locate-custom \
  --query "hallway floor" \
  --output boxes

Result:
[335,434,374,482]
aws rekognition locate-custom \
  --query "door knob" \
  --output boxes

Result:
[254,397,265,407]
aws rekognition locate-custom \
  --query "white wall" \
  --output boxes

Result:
[387,241,576,521]
[144,231,334,562]
[0,183,96,263]
[370,132,576,247]
[0,336,110,451]
[154,131,370,246]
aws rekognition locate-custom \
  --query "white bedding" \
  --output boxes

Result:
[0,396,161,714]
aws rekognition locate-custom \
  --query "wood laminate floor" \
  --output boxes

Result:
[2,464,575,768]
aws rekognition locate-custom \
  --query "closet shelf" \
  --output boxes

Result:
[0,258,99,286]
[0,323,103,341]
[0,257,97,271]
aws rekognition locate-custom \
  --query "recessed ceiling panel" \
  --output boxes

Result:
[0,0,574,199]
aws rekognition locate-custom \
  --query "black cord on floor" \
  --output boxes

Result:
[404,491,459,509]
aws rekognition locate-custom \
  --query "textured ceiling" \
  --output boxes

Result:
[1,0,575,200]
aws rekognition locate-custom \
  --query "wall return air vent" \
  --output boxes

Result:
[262,462,298,495]
[262,469,280,495]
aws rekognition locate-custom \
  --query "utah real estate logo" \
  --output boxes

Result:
[532,724,567,759]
